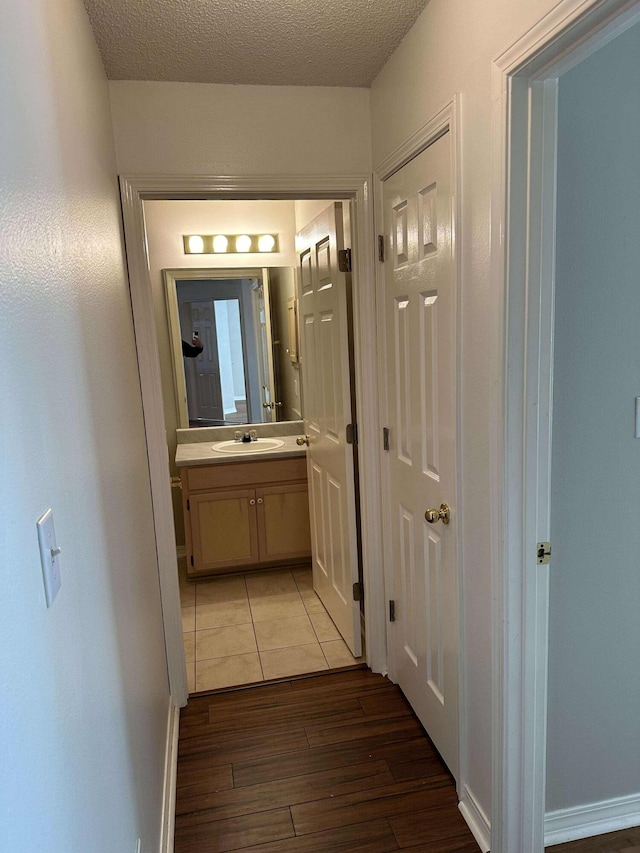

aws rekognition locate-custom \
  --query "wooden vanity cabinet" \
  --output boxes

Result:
[181,456,311,577]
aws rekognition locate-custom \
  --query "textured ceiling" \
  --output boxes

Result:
[84,0,429,87]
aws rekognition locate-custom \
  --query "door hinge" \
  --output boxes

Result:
[378,235,385,263]
[186,498,190,511]
[346,423,358,445]
[537,541,551,565]
[389,600,396,622]
[190,555,194,567]
[338,248,352,273]
[352,581,363,602]
[383,427,390,451]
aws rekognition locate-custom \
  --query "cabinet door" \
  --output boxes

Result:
[256,482,312,563]
[190,488,259,571]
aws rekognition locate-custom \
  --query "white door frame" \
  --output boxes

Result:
[372,96,473,834]
[119,175,384,707]
[492,1,640,850]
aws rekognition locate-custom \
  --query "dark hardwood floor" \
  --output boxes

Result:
[174,667,480,852]
[547,832,640,852]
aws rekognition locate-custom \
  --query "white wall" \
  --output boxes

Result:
[145,199,299,271]
[294,199,336,231]
[546,21,640,813]
[0,2,169,852]
[370,0,560,827]
[110,81,372,175]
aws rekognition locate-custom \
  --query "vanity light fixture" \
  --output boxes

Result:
[183,234,279,254]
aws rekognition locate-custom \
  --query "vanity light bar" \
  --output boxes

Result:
[183,234,279,254]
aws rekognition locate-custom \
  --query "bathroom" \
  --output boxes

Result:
[143,197,364,693]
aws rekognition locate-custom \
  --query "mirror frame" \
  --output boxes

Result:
[164,266,277,429]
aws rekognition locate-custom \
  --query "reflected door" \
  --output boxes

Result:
[183,300,224,423]
[179,288,250,426]
[383,132,459,777]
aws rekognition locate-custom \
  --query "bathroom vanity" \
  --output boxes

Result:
[176,434,311,578]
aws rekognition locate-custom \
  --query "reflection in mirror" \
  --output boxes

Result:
[164,267,302,428]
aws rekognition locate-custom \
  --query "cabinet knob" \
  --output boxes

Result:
[249,499,256,505]
[257,497,264,504]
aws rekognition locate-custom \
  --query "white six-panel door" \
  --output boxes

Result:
[383,132,459,776]
[185,300,224,423]
[297,203,361,657]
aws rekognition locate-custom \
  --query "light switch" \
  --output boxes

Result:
[36,508,61,607]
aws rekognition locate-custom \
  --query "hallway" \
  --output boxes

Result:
[174,668,478,852]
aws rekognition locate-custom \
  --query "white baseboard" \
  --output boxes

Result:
[545,792,640,846]
[159,700,180,853]
[459,784,491,852]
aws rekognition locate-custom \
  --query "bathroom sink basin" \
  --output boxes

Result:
[211,438,285,454]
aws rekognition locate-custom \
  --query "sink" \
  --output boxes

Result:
[211,438,285,454]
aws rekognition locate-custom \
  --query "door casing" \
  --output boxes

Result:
[493,1,640,851]
[119,176,383,708]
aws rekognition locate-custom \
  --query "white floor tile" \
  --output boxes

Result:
[254,615,316,651]
[179,567,361,693]
[196,653,263,691]
[260,643,328,680]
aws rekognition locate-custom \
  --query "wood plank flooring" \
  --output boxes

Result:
[174,667,480,852]
[548,832,640,852]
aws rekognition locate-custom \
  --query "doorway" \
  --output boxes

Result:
[546,23,640,841]
[119,177,384,708]
[150,198,363,691]
[496,2,640,850]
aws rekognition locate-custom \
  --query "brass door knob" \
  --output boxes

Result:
[296,435,310,446]
[425,503,451,525]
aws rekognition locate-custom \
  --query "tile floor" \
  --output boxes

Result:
[179,564,363,693]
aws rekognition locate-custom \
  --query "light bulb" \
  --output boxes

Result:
[212,235,228,253]
[235,234,252,253]
[187,235,204,253]
[258,234,276,252]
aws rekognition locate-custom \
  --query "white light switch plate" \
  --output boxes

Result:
[36,508,61,607]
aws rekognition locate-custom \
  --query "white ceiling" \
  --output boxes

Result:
[83,0,429,88]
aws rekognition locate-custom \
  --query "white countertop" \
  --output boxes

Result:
[175,434,306,467]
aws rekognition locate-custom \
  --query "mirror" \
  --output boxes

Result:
[164,267,302,427]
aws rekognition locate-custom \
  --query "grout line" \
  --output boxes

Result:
[245,572,266,683]
[308,611,323,645]
[318,640,332,669]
